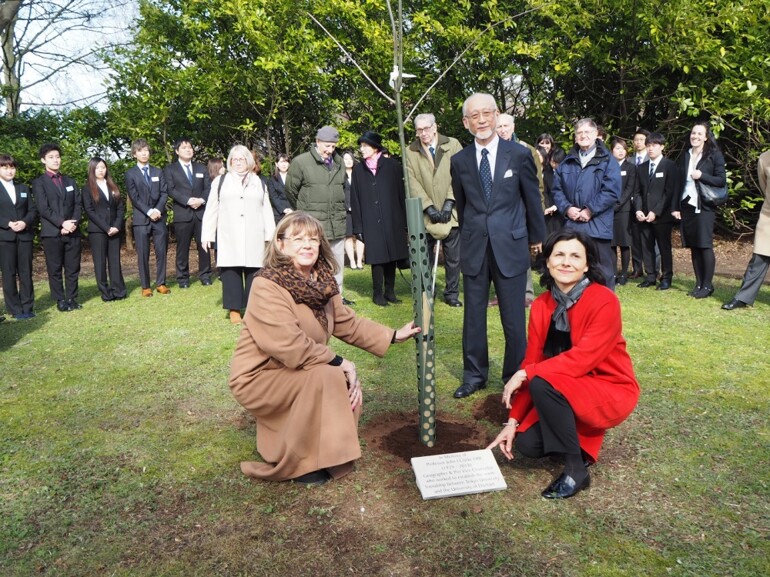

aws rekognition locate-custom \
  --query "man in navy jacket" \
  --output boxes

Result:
[552,118,621,289]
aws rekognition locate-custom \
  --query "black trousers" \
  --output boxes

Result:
[427,227,461,301]
[41,235,81,302]
[594,238,616,291]
[219,266,259,310]
[90,232,126,300]
[0,238,34,315]
[640,221,674,282]
[515,376,581,458]
[462,244,527,386]
[630,218,644,274]
[133,221,168,289]
[174,217,211,283]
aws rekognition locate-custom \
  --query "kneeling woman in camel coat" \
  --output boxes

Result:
[229,212,420,485]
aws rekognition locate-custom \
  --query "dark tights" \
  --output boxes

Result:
[690,247,715,289]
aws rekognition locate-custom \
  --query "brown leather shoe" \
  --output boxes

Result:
[156,284,171,294]
[229,310,242,324]
[141,288,153,297]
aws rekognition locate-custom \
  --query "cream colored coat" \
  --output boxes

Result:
[754,150,770,256]
[229,276,393,481]
[201,173,275,267]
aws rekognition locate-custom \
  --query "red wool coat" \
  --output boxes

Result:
[509,283,640,461]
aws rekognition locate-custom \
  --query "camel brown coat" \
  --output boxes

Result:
[229,276,393,481]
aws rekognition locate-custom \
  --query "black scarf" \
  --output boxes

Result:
[550,276,591,332]
[258,260,340,332]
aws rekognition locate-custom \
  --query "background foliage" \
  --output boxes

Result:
[2,0,769,231]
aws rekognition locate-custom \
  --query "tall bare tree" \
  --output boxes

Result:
[1,0,130,116]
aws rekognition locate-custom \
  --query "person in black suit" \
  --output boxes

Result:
[32,143,82,312]
[450,93,546,399]
[164,138,212,288]
[0,154,38,319]
[672,122,726,299]
[608,136,638,285]
[82,157,127,302]
[125,138,170,297]
[634,132,678,290]
[266,153,293,225]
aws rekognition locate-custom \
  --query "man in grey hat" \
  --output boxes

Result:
[285,125,352,303]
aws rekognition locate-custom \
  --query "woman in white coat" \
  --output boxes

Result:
[202,145,275,323]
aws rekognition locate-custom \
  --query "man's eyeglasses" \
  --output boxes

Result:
[464,109,497,122]
[415,124,435,134]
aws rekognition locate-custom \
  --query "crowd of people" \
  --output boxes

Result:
[3,94,768,499]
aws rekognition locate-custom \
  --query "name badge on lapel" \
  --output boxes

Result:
[621,170,627,176]
[655,172,664,178]
[151,176,160,182]
[65,186,74,192]
[195,173,204,178]
[20,192,27,198]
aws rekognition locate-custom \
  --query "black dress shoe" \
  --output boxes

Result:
[722,298,748,310]
[292,469,331,486]
[453,382,486,399]
[687,286,701,297]
[445,299,463,307]
[101,295,114,302]
[616,275,627,286]
[693,286,714,299]
[372,295,389,307]
[178,282,190,289]
[201,279,213,286]
[656,280,671,290]
[384,293,402,303]
[637,280,656,288]
[68,299,83,310]
[57,300,72,312]
[541,471,590,499]
[342,297,355,306]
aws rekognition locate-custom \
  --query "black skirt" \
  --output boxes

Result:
[679,203,715,248]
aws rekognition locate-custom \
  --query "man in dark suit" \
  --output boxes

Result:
[0,154,38,319]
[32,143,83,312]
[163,137,212,288]
[125,138,170,297]
[450,93,546,399]
[634,132,677,289]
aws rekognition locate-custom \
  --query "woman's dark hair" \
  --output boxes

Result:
[536,145,548,165]
[272,153,290,179]
[550,147,566,165]
[207,157,224,181]
[535,133,556,161]
[86,157,121,203]
[538,229,606,290]
[608,136,628,151]
[692,121,720,159]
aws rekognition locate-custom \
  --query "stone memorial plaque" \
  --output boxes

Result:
[411,449,507,500]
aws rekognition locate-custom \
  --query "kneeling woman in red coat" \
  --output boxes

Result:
[488,230,640,499]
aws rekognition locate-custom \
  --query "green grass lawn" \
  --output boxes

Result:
[1,267,768,576]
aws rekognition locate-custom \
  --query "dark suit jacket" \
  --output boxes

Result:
[672,148,727,213]
[634,157,677,223]
[451,137,546,277]
[616,159,637,214]
[163,161,211,223]
[0,182,38,241]
[32,173,81,238]
[125,165,168,226]
[267,173,291,222]
[81,184,126,234]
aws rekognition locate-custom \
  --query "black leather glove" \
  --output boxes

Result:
[424,205,443,224]
[440,199,455,223]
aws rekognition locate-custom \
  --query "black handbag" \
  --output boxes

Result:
[698,182,729,207]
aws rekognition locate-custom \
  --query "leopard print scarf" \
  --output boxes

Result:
[258,260,340,332]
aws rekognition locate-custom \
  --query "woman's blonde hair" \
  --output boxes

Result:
[227,144,255,173]
[263,212,340,274]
